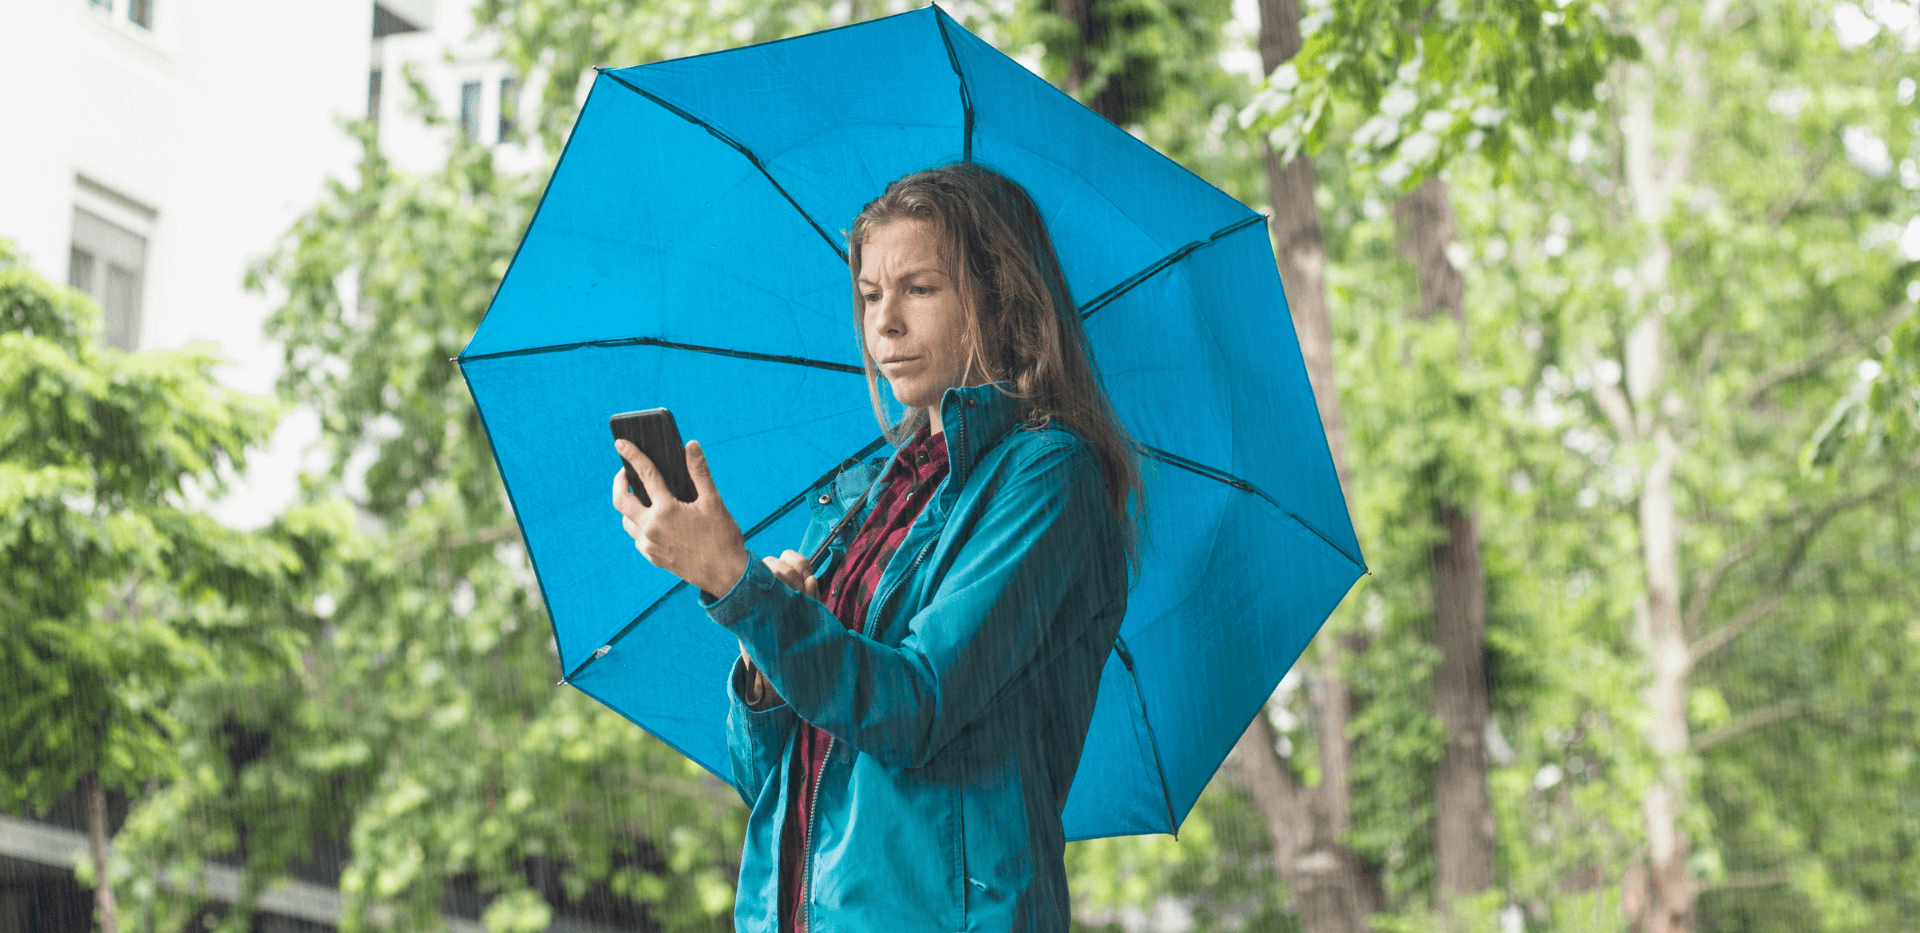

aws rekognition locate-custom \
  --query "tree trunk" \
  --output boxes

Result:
[1218,2,1382,931]
[85,771,118,933]
[1393,177,1497,905]
[1426,503,1496,901]
[1615,12,1708,926]
[1054,0,1094,96]
[1259,0,1353,510]
[1233,716,1384,933]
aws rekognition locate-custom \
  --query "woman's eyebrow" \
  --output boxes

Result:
[858,266,946,287]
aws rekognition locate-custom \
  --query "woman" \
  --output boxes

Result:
[611,162,1141,932]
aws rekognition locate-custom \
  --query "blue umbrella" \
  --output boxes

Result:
[457,4,1363,839]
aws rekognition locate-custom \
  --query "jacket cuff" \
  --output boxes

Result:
[703,553,778,629]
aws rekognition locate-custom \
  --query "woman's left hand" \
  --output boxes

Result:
[612,439,748,598]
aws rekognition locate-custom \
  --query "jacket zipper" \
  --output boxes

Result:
[802,533,939,932]
[803,407,966,931]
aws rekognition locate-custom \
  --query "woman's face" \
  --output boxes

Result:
[859,217,975,414]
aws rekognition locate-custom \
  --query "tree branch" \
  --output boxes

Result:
[1708,870,1789,890]
[1738,302,1914,410]
[1688,595,1781,665]
[390,523,523,564]
[1691,700,1804,752]
[1227,712,1313,868]
[1586,355,1638,441]
[1683,457,1920,632]
[1682,536,1763,635]
[1765,147,1834,228]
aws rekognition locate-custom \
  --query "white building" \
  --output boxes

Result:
[1,0,371,377]
[372,0,545,178]
[0,0,540,528]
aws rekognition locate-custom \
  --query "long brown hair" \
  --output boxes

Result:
[848,162,1144,569]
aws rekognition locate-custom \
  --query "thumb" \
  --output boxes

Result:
[687,440,720,500]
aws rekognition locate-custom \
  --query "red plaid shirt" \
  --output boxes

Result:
[780,426,949,933]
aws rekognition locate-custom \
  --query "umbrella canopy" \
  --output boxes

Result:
[458,4,1364,839]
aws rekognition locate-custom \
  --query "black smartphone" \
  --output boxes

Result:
[609,408,698,507]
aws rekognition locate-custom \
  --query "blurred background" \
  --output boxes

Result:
[2,0,1916,931]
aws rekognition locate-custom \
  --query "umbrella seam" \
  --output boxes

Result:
[563,436,891,683]
[597,69,850,265]
[1113,637,1179,838]
[1077,214,1264,320]
[457,336,865,374]
[455,357,570,672]
[564,675,733,785]
[1138,445,1364,572]
[932,8,975,162]
[460,72,606,374]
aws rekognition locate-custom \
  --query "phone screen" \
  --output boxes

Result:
[609,408,698,507]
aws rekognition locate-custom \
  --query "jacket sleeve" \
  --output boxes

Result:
[705,439,1121,770]
[725,654,796,807]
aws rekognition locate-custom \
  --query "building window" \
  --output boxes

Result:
[127,0,152,29]
[68,208,147,351]
[459,81,482,141]
[368,69,384,124]
[498,77,519,142]
[89,0,111,11]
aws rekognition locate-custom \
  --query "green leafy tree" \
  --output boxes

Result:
[0,240,343,933]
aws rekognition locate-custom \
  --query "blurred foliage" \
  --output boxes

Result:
[1238,0,1637,190]
[0,240,342,818]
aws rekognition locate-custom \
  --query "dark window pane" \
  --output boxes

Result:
[459,81,482,141]
[498,77,519,142]
[368,69,383,124]
[70,208,147,350]
[69,248,96,296]
[128,0,152,29]
[104,264,142,351]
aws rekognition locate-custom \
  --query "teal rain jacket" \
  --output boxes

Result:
[706,383,1130,933]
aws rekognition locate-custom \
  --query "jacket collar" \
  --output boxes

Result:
[935,382,1021,488]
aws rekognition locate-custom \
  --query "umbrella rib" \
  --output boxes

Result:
[1113,637,1180,836]
[458,335,864,375]
[1077,214,1266,321]
[933,10,975,162]
[597,69,850,265]
[1140,445,1365,571]
[561,436,892,684]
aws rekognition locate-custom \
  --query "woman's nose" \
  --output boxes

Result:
[872,292,906,336]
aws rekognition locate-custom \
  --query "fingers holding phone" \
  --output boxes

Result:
[609,419,747,598]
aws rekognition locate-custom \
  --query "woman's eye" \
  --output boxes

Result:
[863,291,881,303]
[909,285,933,296]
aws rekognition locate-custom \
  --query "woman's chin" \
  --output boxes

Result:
[890,386,936,411]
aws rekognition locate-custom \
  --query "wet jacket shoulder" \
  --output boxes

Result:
[706,383,1129,933]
